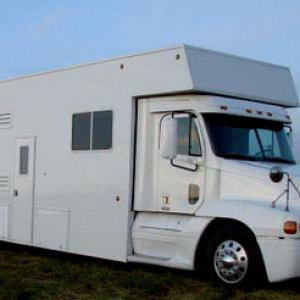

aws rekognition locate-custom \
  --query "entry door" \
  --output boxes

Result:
[12,137,35,243]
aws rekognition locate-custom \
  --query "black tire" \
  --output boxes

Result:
[204,225,266,289]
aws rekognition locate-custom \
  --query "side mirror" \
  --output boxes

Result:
[160,116,178,159]
[270,166,284,183]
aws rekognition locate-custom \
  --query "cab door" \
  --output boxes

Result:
[134,101,206,214]
[156,112,205,213]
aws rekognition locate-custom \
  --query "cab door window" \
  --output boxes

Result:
[177,116,202,157]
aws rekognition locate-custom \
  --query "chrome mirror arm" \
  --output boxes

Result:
[271,172,300,212]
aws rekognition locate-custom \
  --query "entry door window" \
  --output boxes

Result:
[19,146,29,175]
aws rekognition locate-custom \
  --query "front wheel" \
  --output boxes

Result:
[214,239,248,284]
[205,226,266,288]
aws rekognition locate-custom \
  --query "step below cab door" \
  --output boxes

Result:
[134,98,205,214]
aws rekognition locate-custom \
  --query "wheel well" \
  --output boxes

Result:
[194,218,265,277]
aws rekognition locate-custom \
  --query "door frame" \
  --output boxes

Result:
[11,136,36,243]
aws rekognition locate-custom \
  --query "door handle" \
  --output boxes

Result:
[14,189,18,197]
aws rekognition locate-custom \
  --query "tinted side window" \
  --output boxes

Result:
[92,111,113,150]
[177,117,190,155]
[72,113,91,150]
[177,117,201,156]
[190,118,201,156]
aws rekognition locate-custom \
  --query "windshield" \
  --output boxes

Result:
[204,114,295,164]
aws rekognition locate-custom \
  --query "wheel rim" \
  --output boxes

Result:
[214,240,248,284]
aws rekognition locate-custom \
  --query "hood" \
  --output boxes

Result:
[219,159,300,213]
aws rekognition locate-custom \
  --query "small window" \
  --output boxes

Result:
[72,113,91,150]
[72,110,113,151]
[177,117,190,155]
[92,111,113,150]
[20,146,29,175]
[190,118,201,156]
[177,116,201,156]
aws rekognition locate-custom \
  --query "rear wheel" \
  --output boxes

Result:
[205,226,265,288]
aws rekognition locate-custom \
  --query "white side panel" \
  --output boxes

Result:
[1,45,297,107]
[0,50,153,261]
[0,205,10,239]
[186,46,298,107]
[132,212,212,270]
[134,101,159,211]
[258,237,300,283]
[34,208,70,250]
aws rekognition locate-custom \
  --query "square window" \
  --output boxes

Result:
[92,111,113,150]
[72,113,91,150]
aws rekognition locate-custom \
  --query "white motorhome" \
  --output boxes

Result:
[0,45,299,287]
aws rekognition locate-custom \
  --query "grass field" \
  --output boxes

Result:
[0,243,300,300]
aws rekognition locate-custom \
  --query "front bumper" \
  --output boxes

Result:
[258,236,300,282]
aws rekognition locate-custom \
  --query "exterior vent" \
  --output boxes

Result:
[0,176,9,192]
[0,113,12,129]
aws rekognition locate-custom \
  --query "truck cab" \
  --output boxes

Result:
[131,94,300,286]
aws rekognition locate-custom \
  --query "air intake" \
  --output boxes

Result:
[0,112,12,129]
[0,176,9,192]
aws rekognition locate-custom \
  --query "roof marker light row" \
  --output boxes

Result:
[219,105,290,121]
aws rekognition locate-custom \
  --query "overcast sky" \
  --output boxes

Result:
[0,0,299,96]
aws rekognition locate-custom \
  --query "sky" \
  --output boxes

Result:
[0,0,299,96]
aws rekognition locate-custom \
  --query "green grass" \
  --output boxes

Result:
[0,243,299,300]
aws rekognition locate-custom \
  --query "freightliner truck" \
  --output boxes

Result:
[0,45,299,287]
